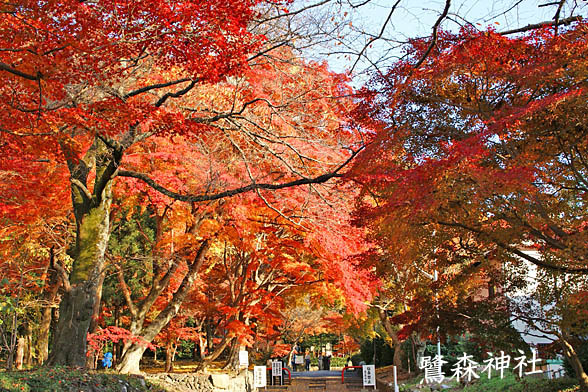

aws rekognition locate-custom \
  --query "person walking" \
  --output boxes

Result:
[318,352,323,370]
[290,343,300,372]
[305,350,311,371]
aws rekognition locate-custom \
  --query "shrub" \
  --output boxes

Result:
[0,367,165,392]
[461,371,578,392]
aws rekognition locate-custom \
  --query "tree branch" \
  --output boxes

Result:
[0,62,42,81]
[116,265,138,319]
[500,15,581,35]
[256,0,331,23]
[124,78,194,99]
[140,240,210,341]
[350,0,401,73]
[117,146,364,203]
[70,178,92,202]
[553,0,566,35]
[413,0,451,69]
[53,262,71,293]
[155,80,198,107]
[436,220,588,274]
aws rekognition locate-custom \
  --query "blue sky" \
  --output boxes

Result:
[308,0,588,76]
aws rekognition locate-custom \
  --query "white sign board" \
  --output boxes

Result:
[363,365,376,387]
[253,366,266,388]
[272,360,283,377]
[295,355,304,364]
[239,350,249,367]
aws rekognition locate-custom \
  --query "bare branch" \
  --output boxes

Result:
[553,0,566,35]
[257,0,332,23]
[350,0,401,73]
[413,0,451,69]
[500,15,581,35]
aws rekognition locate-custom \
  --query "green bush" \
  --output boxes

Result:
[330,356,348,368]
[0,367,165,392]
[461,371,578,392]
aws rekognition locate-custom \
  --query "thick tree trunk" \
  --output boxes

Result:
[116,240,210,373]
[88,269,106,334]
[48,282,99,366]
[117,344,147,374]
[47,175,112,367]
[379,309,405,370]
[38,306,53,364]
[560,334,588,391]
[223,340,240,370]
[86,269,106,369]
[415,339,426,369]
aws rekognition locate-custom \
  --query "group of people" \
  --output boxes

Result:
[290,343,332,372]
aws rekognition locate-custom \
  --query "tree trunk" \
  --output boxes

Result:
[196,336,235,371]
[392,336,404,370]
[86,268,106,369]
[165,342,176,373]
[15,335,26,370]
[37,306,53,364]
[88,269,106,334]
[223,340,240,370]
[47,177,113,367]
[48,282,99,366]
[206,321,213,353]
[117,344,147,374]
[415,339,426,369]
[116,240,210,373]
[23,323,32,366]
[113,304,121,365]
[560,334,588,391]
[38,247,61,364]
[6,311,18,370]
[193,342,200,361]
[378,309,405,370]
